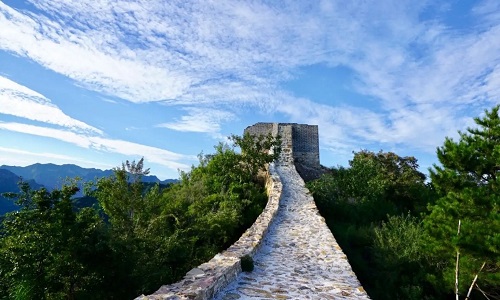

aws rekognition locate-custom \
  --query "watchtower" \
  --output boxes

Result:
[244,123,322,180]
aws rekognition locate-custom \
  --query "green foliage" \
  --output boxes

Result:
[0,180,114,299]
[229,132,281,180]
[307,150,440,299]
[349,150,429,214]
[240,255,254,272]
[0,133,280,299]
[372,214,436,299]
[374,214,427,264]
[425,105,500,297]
[87,158,171,295]
[307,105,500,300]
[167,132,279,264]
[308,150,431,226]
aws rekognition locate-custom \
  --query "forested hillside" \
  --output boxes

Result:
[0,133,280,299]
[307,105,500,300]
[0,169,44,215]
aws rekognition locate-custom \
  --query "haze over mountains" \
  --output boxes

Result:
[0,163,176,215]
[0,168,44,215]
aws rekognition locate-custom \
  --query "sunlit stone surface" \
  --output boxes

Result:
[214,165,369,300]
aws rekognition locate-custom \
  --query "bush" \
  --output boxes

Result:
[240,255,254,272]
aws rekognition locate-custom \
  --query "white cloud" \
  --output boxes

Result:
[0,0,499,161]
[0,122,194,171]
[0,1,345,105]
[157,107,235,134]
[0,2,191,102]
[472,0,500,26]
[0,146,115,170]
[0,75,102,134]
[0,75,195,175]
[1,1,498,108]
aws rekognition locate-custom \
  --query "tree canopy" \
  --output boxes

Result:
[307,149,435,299]
[425,105,500,298]
[307,105,500,300]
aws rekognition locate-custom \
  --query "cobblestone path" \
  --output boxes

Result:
[214,165,369,300]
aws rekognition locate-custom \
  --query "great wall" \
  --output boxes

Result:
[136,123,369,300]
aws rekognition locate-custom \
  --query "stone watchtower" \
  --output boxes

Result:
[244,123,324,181]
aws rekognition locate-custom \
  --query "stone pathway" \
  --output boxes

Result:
[214,165,369,300]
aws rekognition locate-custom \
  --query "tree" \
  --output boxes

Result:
[88,158,170,295]
[425,105,500,298]
[178,132,281,253]
[0,181,112,299]
[307,150,437,299]
[85,134,281,296]
[308,150,430,225]
[229,132,281,181]
[92,158,151,235]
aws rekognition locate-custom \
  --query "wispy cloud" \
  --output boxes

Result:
[472,0,500,26]
[0,146,115,170]
[0,146,80,161]
[1,0,499,158]
[0,74,194,175]
[0,122,194,171]
[0,75,102,134]
[157,107,235,135]
[0,2,191,102]
[0,1,322,105]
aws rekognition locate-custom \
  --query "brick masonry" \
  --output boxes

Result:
[245,123,323,181]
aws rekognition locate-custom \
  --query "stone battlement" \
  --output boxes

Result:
[244,123,323,180]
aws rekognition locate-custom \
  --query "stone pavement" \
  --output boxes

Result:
[214,165,370,300]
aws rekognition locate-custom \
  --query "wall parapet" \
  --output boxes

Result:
[244,123,324,181]
[135,163,283,300]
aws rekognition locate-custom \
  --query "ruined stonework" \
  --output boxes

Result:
[214,164,369,299]
[244,123,323,180]
[135,165,284,300]
[135,123,368,300]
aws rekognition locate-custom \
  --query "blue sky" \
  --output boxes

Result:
[0,0,499,180]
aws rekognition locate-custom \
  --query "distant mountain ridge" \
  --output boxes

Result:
[0,163,177,191]
[0,163,177,215]
[0,169,44,215]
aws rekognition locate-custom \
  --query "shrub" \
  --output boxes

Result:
[240,255,254,272]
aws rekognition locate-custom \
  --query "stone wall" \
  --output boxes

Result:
[135,123,325,299]
[275,123,294,165]
[243,122,274,137]
[292,124,320,168]
[213,164,369,299]
[135,164,283,300]
[244,122,320,168]
[244,122,323,181]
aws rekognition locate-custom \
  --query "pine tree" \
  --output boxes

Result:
[425,105,500,298]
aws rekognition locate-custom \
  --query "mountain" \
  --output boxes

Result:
[0,163,177,191]
[0,164,177,216]
[0,169,44,215]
